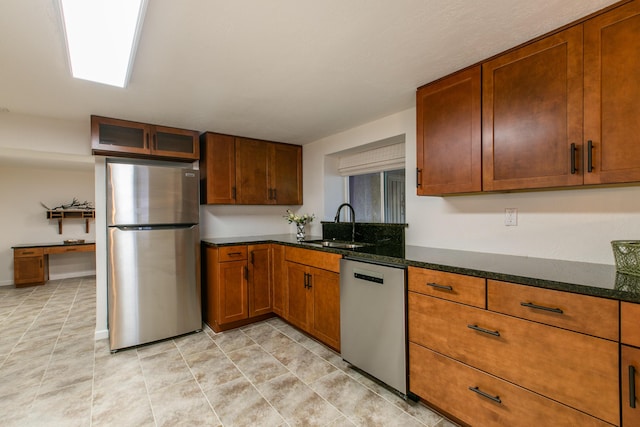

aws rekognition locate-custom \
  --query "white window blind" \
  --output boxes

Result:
[338,143,405,176]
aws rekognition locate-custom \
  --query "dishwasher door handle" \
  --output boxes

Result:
[354,271,384,284]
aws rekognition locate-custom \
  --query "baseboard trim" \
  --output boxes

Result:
[49,270,97,281]
[95,329,108,341]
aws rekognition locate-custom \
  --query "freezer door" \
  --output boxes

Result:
[108,225,201,350]
[107,162,199,226]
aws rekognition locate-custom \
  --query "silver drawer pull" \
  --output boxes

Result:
[520,302,563,314]
[469,386,502,404]
[426,282,453,291]
[467,324,500,337]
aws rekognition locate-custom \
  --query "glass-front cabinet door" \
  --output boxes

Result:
[91,115,199,161]
[91,116,150,156]
[152,126,199,160]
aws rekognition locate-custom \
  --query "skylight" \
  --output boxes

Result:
[59,0,148,88]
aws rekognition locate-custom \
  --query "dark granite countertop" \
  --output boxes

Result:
[12,241,95,249]
[201,234,640,303]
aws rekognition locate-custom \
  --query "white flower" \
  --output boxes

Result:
[284,209,315,225]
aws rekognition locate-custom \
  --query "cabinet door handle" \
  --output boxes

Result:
[303,273,309,288]
[307,274,312,289]
[570,143,577,174]
[468,386,502,404]
[520,302,563,314]
[273,188,277,200]
[630,365,637,409]
[250,252,254,264]
[587,140,594,173]
[244,266,248,280]
[467,324,500,337]
[416,168,422,188]
[227,252,242,257]
[427,282,453,291]
[232,187,237,200]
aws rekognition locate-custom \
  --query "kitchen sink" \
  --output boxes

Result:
[302,239,367,249]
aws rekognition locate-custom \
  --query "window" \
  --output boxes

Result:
[334,136,406,223]
[347,169,405,223]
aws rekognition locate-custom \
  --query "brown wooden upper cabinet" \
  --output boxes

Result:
[200,132,302,205]
[583,0,640,185]
[416,66,482,195]
[91,115,199,161]
[482,26,584,191]
[417,0,640,194]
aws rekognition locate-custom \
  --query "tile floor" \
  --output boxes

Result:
[0,276,458,427]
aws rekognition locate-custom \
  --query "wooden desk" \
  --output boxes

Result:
[12,242,95,287]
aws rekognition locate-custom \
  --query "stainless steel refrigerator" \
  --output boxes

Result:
[107,161,202,351]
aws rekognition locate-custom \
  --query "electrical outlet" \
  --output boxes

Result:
[505,208,517,226]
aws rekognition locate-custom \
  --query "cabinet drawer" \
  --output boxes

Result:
[408,267,485,308]
[13,248,44,257]
[622,302,640,347]
[488,280,618,340]
[285,246,341,273]
[45,244,95,255]
[408,293,619,424]
[410,343,612,427]
[218,246,248,262]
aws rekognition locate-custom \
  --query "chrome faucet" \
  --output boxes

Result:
[334,203,356,242]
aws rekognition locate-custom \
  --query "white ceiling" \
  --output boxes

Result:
[0,0,620,145]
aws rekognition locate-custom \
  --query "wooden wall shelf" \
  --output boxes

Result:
[46,210,95,234]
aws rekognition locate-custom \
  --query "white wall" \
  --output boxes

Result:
[0,164,96,286]
[303,107,640,265]
[200,205,296,238]
[0,113,95,287]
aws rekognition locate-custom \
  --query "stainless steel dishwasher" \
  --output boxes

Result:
[340,257,407,396]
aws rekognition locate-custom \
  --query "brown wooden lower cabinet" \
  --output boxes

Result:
[271,244,286,317]
[286,261,310,331]
[410,343,613,427]
[408,292,619,425]
[308,266,340,350]
[248,244,272,317]
[203,244,340,350]
[621,302,640,426]
[487,279,619,340]
[217,259,248,324]
[622,345,640,426]
[204,244,273,332]
[621,302,640,348]
[13,248,46,287]
[407,266,486,308]
[285,260,340,351]
[12,243,96,287]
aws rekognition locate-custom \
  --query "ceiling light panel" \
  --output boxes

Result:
[59,0,147,88]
